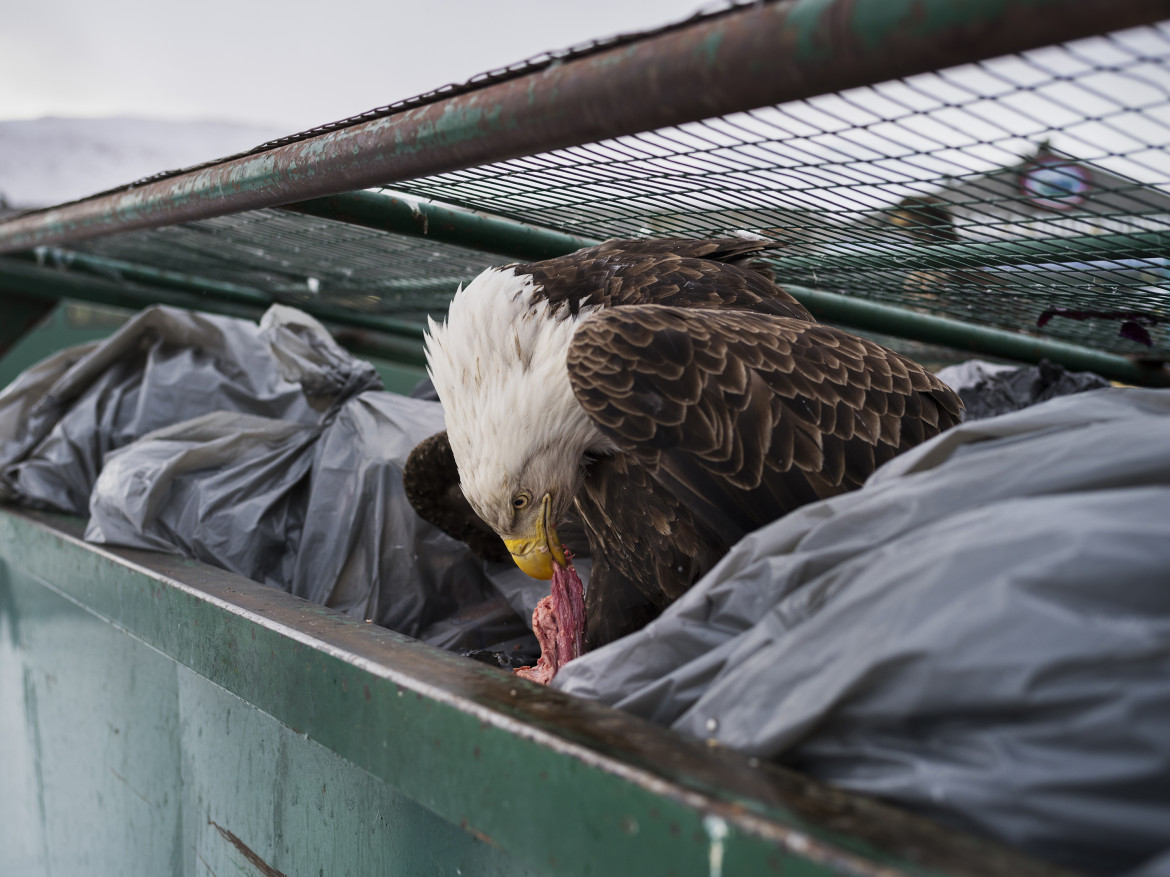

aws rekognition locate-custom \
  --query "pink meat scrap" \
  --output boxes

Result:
[514,552,586,685]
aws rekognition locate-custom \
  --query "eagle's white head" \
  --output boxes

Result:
[424,266,610,579]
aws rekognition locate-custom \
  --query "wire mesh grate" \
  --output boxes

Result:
[49,210,504,326]
[387,21,1170,358]
[54,19,1170,363]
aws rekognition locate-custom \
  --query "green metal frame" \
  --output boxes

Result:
[786,286,1168,384]
[0,293,54,359]
[5,244,1165,386]
[0,0,1163,254]
[0,255,430,367]
[285,190,598,261]
[0,0,1165,380]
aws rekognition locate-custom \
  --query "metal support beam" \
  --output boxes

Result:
[0,257,431,368]
[283,191,596,262]
[28,248,276,308]
[27,246,469,303]
[0,256,261,322]
[788,284,1170,385]
[0,0,1165,253]
[6,249,1166,384]
[772,229,1170,275]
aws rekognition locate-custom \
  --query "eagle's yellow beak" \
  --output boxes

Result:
[503,494,566,580]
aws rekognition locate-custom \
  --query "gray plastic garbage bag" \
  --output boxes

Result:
[85,390,528,641]
[556,388,1170,873]
[0,304,377,512]
[86,411,317,588]
[285,391,531,639]
[0,303,537,647]
[1127,851,1170,877]
[937,357,1110,420]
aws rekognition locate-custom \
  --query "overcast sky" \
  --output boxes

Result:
[0,0,709,133]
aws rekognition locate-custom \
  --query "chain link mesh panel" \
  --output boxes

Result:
[54,20,1170,363]
[390,22,1170,359]
[45,211,502,326]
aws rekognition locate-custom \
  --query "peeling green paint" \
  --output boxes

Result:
[784,0,836,61]
[848,0,1013,52]
[695,27,724,68]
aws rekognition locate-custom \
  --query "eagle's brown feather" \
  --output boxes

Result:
[409,238,963,651]
[511,238,812,321]
[568,306,961,594]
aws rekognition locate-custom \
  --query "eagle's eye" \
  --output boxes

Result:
[512,492,531,511]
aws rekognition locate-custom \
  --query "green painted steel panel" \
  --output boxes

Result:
[0,509,1070,877]
[0,292,54,359]
[0,301,130,389]
[0,555,541,877]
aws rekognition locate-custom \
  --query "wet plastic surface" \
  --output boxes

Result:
[556,388,1170,874]
[0,304,544,646]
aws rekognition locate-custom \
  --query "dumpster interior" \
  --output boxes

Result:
[1,3,1169,875]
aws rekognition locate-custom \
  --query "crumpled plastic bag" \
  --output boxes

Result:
[282,390,544,640]
[556,388,1170,874]
[85,390,540,643]
[0,303,377,511]
[937,357,1111,420]
[1,303,540,648]
[86,411,318,588]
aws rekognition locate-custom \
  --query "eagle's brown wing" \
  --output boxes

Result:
[403,431,510,563]
[567,305,963,549]
[512,238,812,321]
[573,454,726,649]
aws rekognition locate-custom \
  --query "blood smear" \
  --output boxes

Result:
[514,553,585,685]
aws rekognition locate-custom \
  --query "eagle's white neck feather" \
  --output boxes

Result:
[424,266,607,533]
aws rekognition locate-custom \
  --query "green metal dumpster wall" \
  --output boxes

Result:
[0,529,536,877]
[0,506,1071,877]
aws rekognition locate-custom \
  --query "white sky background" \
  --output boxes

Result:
[0,0,710,131]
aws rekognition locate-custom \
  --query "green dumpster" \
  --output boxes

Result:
[2,1,1167,874]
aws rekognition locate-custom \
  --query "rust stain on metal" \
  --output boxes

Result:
[196,850,222,877]
[459,818,499,846]
[108,766,154,808]
[208,820,288,877]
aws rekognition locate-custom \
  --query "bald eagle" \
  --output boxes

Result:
[408,239,962,655]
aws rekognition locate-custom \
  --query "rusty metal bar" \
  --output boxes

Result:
[0,0,1165,254]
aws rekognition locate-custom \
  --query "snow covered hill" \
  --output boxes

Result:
[0,117,286,209]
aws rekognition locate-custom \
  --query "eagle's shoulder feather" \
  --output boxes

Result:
[567,305,962,545]
[510,237,811,320]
